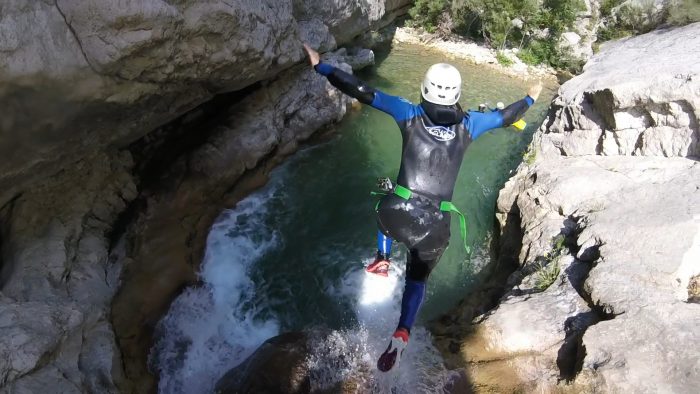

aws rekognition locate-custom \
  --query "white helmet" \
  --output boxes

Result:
[420,63,462,106]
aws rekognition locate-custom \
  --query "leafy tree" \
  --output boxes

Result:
[409,0,450,33]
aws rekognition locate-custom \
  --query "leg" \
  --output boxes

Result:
[397,248,442,333]
[378,242,447,372]
[366,230,393,277]
[377,230,393,259]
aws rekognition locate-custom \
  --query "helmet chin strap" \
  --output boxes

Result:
[420,99,464,125]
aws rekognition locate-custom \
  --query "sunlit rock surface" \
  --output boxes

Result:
[435,23,700,393]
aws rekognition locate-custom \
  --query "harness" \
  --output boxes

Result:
[373,182,471,254]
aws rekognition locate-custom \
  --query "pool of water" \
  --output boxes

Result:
[150,42,557,393]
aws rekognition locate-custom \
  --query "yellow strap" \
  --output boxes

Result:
[512,119,527,131]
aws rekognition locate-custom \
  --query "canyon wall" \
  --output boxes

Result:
[433,22,700,393]
[0,1,410,392]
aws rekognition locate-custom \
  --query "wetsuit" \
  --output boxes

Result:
[314,62,533,332]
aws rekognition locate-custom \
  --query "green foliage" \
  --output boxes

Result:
[408,0,449,33]
[535,260,561,290]
[516,48,540,65]
[597,25,632,41]
[600,0,624,17]
[552,234,565,252]
[534,234,566,291]
[523,148,536,165]
[525,40,556,65]
[667,0,700,26]
[452,0,541,48]
[496,51,514,66]
[407,0,589,70]
[538,0,587,36]
[597,0,700,45]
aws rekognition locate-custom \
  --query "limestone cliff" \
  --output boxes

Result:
[0,1,410,392]
[433,22,700,393]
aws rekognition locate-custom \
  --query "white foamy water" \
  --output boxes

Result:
[149,184,283,394]
[149,147,462,393]
[310,257,459,393]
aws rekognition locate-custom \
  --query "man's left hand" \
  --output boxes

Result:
[303,43,320,67]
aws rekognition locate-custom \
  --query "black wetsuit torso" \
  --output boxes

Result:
[397,103,471,201]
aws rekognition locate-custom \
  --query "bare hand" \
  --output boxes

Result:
[303,43,320,67]
[528,81,543,101]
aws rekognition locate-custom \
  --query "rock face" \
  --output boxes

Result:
[0,0,411,209]
[0,153,136,393]
[558,0,600,64]
[0,1,410,392]
[434,23,700,393]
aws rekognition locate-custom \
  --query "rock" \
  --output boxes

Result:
[111,62,354,393]
[489,155,700,392]
[328,47,375,70]
[446,23,700,393]
[555,0,599,65]
[0,298,82,385]
[0,1,410,392]
[0,0,410,210]
[0,152,134,392]
[214,332,311,394]
[213,330,380,394]
[612,0,671,30]
[537,22,700,160]
[561,31,582,47]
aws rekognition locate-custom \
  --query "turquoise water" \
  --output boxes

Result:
[252,44,556,327]
[151,43,556,393]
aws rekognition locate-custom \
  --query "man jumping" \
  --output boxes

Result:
[303,43,542,372]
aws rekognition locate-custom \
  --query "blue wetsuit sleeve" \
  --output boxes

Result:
[465,111,504,140]
[315,62,334,76]
[467,96,534,140]
[369,91,413,122]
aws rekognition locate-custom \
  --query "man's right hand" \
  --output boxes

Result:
[302,43,320,67]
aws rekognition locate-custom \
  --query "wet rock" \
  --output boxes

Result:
[214,332,311,394]
[213,330,378,394]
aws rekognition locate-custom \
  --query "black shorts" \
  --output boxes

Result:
[376,193,451,280]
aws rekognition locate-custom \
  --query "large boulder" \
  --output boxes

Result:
[214,332,312,394]
[435,23,700,393]
[539,22,700,159]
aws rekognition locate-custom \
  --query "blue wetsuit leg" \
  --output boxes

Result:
[377,230,393,258]
[398,279,426,332]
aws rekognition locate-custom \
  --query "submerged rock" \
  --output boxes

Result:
[437,22,700,393]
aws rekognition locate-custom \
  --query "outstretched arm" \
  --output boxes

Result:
[303,44,412,121]
[467,82,543,140]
